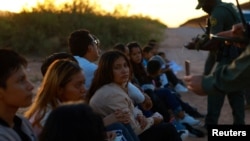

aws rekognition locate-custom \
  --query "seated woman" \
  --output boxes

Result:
[113,43,154,112]
[44,52,139,140]
[86,50,182,141]
[24,59,87,135]
[25,58,137,141]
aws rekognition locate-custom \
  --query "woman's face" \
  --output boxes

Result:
[129,47,142,64]
[112,57,130,86]
[59,71,86,102]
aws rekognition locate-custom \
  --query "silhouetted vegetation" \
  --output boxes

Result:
[0,0,166,57]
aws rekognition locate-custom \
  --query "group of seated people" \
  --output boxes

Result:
[0,29,205,141]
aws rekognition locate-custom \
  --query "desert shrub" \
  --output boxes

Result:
[0,0,166,57]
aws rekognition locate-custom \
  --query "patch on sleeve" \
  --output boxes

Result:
[210,17,217,27]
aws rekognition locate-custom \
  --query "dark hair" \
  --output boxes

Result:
[147,59,161,75]
[68,29,96,57]
[39,102,106,141]
[0,48,27,88]
[126,41,141,51]
[25,59,85,126]
[148,39,158,47]
[148,39,157,44]
[147,59,162,87]
[158,51,165,56]
[41,52,78,76]
[142,45,154,53]
[113,43,126,53]
[86,50,131,102]
[126,42,152,85]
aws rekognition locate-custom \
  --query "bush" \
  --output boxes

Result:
[0,0,166,57]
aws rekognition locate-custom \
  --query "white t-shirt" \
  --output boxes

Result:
[74,56,97,89]
[127,82,145,104]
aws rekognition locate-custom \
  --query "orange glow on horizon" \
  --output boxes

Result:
[0,0,249,28]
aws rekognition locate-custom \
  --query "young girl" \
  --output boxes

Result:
[24,59,86,135]
[26,54,138,141]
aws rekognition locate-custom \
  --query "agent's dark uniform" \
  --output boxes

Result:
[203,43,250,92]
[197,0,245,126]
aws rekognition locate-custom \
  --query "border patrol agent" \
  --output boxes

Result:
[196,0,245,126]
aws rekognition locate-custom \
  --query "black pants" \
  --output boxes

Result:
[139,122,182,141]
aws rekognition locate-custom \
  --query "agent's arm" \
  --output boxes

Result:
[184,23,250,95]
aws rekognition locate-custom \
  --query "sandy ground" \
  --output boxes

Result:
[24,26,250,141]
[160,26,250,141]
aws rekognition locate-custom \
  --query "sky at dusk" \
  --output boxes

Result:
[0,0,249,27]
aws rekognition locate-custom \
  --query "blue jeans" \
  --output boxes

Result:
[139,122,182,141]
[154,88,182,115]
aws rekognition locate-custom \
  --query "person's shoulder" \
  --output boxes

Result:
[92,83,128,103]
[212,2,238,19]
[0,115,37,141]
[97,83,123,93]
[0,127,19,141]
[75,56,97,68]
[97,83,129,98]
[16,115,37,134]
[74,56,87,63]
[214,2,237,13]
[94,84,113,94]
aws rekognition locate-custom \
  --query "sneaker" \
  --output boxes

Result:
[178,129,189,140]
[179,114,201,126]
[174,83,188,93]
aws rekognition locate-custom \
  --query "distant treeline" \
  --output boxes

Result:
[0,0,166,57]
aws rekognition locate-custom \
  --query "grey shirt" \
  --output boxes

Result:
[0,115,37,141]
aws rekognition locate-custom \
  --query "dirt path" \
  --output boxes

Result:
[159,26,250,141]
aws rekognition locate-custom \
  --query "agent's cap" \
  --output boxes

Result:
[196,0,206,9]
